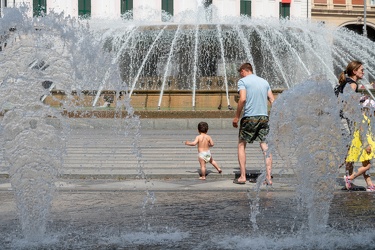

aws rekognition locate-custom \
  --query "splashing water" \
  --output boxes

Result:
[268,76,363,233]
[0,7,129,241]
[1,5,375,249]
[2,108,65,241]
[92,10,375,109]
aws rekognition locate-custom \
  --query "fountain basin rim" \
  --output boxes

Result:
[121,23,306,33]
[59,110,237,118]
[50,89,286,95]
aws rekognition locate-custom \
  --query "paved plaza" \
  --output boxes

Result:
[0,118,362,191]
[1,118,374,249]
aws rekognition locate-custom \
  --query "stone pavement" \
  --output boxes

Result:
[58,118,291,179]
[0,118,366,191]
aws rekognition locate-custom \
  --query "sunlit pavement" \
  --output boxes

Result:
[0,118,365,192]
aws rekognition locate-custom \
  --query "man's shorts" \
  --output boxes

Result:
[239,116,269,143]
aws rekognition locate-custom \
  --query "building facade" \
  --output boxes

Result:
[0,0,310,20]
[312,0,375,40]
[1,0,374,40]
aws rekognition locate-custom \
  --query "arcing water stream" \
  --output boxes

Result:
[1,5,375,249]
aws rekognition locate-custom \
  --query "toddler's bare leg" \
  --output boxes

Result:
[198,157,206,180]
[209,157,222,173]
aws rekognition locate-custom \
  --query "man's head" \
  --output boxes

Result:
[198,122,209,133]
[238,63,253,77]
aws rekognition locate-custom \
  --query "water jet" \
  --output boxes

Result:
[1,5,375,249]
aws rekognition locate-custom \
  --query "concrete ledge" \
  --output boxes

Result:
[0,172,9,178]
[46,117,234,130]
[141,118,233,130]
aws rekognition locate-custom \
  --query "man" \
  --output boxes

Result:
[232,63,275,185]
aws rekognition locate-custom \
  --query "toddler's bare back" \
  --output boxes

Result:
[196,134,213,152]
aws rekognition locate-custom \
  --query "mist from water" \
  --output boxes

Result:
[0,7,132,241]
[1,5,375,249]
[268,76,364,233]
[90,10,375,109]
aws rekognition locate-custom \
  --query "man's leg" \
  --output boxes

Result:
[260,142,272,184]
[237,140,247,182]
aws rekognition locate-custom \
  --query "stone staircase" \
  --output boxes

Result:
[0,117,347,180]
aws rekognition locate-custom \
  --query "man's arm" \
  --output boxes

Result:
[267,89,275,105]
[233,89,246,128]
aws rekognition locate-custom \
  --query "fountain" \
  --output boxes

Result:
[268,76,355,232]
[1,3,375,249]
[86,5,375,111]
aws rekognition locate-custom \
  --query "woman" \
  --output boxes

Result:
[336,61,364,134]
[338,61,372,190]
[335,60,364,95]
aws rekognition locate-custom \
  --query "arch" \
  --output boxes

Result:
[339,21,375,42]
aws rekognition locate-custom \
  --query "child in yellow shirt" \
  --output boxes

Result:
[345,102,375,191]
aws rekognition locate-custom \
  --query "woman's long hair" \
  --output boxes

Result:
[338,60,363,84]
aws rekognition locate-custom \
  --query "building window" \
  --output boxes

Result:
[279,3,290,19]
[352,0,363,4]
[78,0,91,19]
[121,0,133,17]
[240,0,251,17]
[162,0,173,21]
[1,0,6,17]
[33,0,46,17]
[204,0,212,22]
[162,0,173,15]
[204,0,213,8]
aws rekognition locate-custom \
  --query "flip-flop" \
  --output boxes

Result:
[344,176,351,190]
[233,179,246,184]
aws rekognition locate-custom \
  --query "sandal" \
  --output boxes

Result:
[366,185,375,192]
[344,176,351,190]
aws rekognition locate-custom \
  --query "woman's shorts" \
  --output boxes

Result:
[239,116,269,143]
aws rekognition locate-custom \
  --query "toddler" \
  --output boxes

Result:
[185,122,222,180]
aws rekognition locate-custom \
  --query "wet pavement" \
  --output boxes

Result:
[0,178,374,249]
[0,118,374,249]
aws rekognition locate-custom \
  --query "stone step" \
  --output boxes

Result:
[0,119,307,179]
